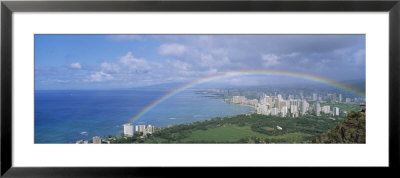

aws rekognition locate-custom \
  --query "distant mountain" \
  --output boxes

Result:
[312,111,366,143]
[125,78,365,93]
[340,79,366,93]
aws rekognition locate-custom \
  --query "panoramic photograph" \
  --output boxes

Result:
[34,34,366,144]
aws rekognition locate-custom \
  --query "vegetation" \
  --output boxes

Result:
[107,103,365,144]
[110,113,352,143]
[312,111,366,143]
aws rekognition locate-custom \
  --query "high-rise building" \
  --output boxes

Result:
[313,93,318,101]
[257,104,269,115]
[301,100,308,115]
[232,96,246,104]
[124,123,134,137]
[266,97,273,106]
[281,106,288,117]
[274,98,281,110]
[322,105,330,114]
[290,105,298,113]
[135,125,146,133]
[315,102,320,116]
[93,136,102,144]
[332,93,337,103]
[248,99,259,106]
[339,94,342,103]
[346,98,351,103]
[232,96,240,103]
[271,108,278,116]
[277,94,282,100]
[333,107,340,116]
[146,125,155,134]
[280,101,286,109]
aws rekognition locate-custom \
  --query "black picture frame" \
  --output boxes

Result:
[1,0,399,177]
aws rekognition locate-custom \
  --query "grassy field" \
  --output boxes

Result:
[180,125,264,142]
[176,125,312,143]
[115,113,345,144]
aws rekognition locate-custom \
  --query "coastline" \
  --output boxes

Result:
[223,99,257,115]
[74,95,364,144]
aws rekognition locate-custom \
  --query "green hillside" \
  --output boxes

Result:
[312,111,366,143]
[136,114,344,143]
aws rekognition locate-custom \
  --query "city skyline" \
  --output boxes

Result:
[35,34,365,90]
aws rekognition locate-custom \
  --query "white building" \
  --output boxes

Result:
[257,104,269,115]
[135,125,146,133]
[248,99,259,106]
[271,108,278,116]
[333,107,340,116]
[124,123,134,137]
[277,94,282,100]
[76,140,88,144]
[290,105,298,114]
[292,112,299,118]
[315,102,321,116]
[274,98,281,110]
[346,98,351,103]
[232,96,246,104]
[276,126,283,130]
[280,106,288,117]
[301,100,308,115]
[313,93,318,101]
[146,125,155,134]
[93,136,102,144]
[322,105,330,114]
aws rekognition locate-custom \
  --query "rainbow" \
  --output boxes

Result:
[128,69,365,123]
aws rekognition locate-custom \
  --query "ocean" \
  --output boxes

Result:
[34,89,253,143]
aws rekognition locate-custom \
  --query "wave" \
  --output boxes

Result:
[80,131,88,135]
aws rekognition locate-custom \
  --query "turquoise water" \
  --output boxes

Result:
[34,89,253,143]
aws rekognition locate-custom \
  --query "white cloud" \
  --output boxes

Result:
[120,52,151,72]
[262,54,280,67]
[106,35,141,41]
[88,72,113,82]
[333,48,365,66]
[198,36,214,45]
[69,62,82,69]
[158,43,186,56]
[168,60,191,71]
[101,62,120,73]
[200,54,231,68]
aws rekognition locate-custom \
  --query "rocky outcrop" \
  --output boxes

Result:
[312,111,366,143]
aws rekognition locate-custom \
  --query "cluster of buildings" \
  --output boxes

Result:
[231,93,342,118]
[315,92,359,104]
[76,136,111,144]
[76,123,156,144]
[123,123,155,137]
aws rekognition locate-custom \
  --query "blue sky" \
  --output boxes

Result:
[35,34,365,90]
